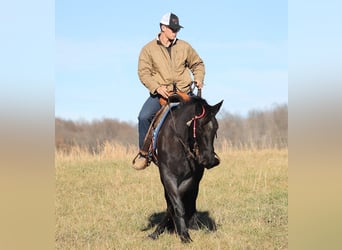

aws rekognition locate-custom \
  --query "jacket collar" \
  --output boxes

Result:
[156,33,178,47]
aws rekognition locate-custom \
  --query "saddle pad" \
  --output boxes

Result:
[153,102,180,151]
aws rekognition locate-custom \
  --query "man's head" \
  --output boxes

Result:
[160,12,183,33]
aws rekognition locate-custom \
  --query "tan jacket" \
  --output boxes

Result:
[138,36,205,94]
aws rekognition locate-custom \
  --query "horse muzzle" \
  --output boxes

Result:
[199,152,220,169]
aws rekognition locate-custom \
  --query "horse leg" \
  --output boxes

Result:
[148,189,174,240]
[184,189,199,229]
[148,210,172,240]
[160,173,192,243]
[172,204,191,243]
[179,180,199,229]
[179,169,204,230]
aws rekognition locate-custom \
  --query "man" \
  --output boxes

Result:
[133,12,205,170]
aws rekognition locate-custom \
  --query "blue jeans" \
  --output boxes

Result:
[138,94,162,149]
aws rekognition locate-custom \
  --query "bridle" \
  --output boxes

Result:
[186,105,206,139]
[168,97,207,162]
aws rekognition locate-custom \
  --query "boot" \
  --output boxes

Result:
[132,153,148,170]
[132,105,167,170]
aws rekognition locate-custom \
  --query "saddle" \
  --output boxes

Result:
[159,91,190,105]
[140,91,191,164]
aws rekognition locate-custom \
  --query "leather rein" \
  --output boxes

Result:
[167,83,206,161]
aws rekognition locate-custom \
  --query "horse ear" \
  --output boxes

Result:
[211,100,224,115]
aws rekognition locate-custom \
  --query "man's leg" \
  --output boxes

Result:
[138,94,161,149]
[133,94,161,170]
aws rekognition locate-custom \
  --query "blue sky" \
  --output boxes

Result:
[56,0,288,123]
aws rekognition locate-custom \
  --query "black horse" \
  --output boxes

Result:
[148,96,223,243]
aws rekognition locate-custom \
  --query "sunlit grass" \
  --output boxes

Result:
[56,143,288,249]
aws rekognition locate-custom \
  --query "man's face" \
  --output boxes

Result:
[163,25,179,40]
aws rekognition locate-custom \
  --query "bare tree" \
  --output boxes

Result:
[55,103,287,152]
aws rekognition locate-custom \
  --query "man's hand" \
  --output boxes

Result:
[156,86,170,99]
[195,81,203,89]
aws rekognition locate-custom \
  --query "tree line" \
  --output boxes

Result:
[55,103,287,152]
[216,103,287,149]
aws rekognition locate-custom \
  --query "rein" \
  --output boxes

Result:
[166,83,206,163]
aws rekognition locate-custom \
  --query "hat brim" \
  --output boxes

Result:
[168,24,183,31]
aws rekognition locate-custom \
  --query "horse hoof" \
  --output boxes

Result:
[148,233,158,240]
[181,237,192,243]
[180,233,192,243]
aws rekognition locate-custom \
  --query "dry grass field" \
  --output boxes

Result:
[56,142,288,249]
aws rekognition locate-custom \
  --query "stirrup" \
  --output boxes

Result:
[132,151,151,164]
[132,152,149,170]
[132,153,140,164]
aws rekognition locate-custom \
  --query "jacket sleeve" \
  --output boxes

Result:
[138,46,160,94]
[187,45,205,83]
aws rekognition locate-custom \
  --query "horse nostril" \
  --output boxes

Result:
[202,153,221,169]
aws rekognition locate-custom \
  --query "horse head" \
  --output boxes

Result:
[189,98,223,169]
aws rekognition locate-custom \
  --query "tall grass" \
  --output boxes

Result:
[56,142,288,249]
